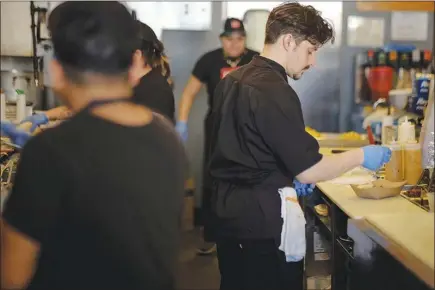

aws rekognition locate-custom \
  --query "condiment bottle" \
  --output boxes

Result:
[404,141,423,185]
[385,141,404,182]
[381,115,395,145]
[15,89,26,123]
[398,117,416,143]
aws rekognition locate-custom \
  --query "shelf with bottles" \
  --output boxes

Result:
[354,45,433,106]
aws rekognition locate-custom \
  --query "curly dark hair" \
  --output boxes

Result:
[265,2,335,46]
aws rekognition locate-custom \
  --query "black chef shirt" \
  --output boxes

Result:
[192,48,258,108]
[133,68,175,123]
[2,107,187,290]
[208,56,323,241]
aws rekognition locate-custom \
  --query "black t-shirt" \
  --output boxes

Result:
[132,69,175,123]
[192,48,258,108]
[2,107,187,290]
[208,56,323,241]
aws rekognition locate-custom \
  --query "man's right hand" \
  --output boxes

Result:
[175,121,188,142]
[362,145,392,171]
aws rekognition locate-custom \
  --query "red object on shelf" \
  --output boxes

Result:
[366,126,375,145]
[367,66,394,101]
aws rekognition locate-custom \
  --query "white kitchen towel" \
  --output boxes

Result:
[278,187,306,262]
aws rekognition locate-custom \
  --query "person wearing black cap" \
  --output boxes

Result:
[1,2,186,290]
[130,20,175,122]
[176,17,258,255]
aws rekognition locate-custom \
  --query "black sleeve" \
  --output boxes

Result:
[192,53,210,83]
[168,90,176,124]
[254,89,323,177]
[2,137,70,243]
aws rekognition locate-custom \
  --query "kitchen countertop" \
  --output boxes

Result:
[365,212,434,269]
[315,147,434,288]
[349,213,434,288]
[315,182,423,219]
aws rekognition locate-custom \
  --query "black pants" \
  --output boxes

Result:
[217,239,304,290]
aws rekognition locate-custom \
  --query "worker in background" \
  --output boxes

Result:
[207,3,392,290]
[130,20,175,122]
[176,18,258,255]
[9,20,175,136]
[1,2,186,290]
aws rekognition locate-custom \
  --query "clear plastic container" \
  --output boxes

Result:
[404,141,423,185]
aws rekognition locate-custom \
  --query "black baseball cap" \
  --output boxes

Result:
[220,18,246,37]
[137,21,158,44]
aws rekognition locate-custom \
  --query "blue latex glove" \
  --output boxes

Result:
[21,113,49,132]
[1,122,31,148]
[175,121,188,142]
[362,145,392,171]
[294,180,315,197]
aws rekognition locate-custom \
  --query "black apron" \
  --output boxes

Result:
[202,59,245,242]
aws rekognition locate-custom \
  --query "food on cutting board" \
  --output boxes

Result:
[305,126,322,138]
[339,131,364,140]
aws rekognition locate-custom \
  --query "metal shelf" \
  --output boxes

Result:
[307,205,332,234]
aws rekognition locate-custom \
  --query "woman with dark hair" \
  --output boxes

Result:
[1,2,186,290]
[2,22,175,146]
[130,20,175,122]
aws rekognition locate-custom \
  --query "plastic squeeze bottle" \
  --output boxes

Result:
[385,140,404,182]
[404,141,423,185]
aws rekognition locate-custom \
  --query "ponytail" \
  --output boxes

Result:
[152,40,171,80]
[136,21,172,85]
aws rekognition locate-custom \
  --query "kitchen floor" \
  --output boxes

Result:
[176,228,220,290]
[176,229,331,290]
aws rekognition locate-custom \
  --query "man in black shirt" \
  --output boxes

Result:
[176,17,258,255]
[1,2,186,290]
[208,3,392,290]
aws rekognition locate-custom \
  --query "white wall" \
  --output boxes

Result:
[126,2,212,40]
[223,2,342,47]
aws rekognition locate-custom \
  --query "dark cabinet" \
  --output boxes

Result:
[304,189,432,290]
